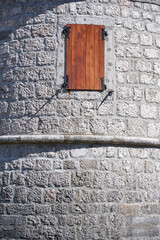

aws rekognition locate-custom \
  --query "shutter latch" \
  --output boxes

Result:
[101,77,106,90]
[102,29,108,40]
[63,26,71,39]
[62,75,69,88]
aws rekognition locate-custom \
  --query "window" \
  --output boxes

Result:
[63,24,106,91]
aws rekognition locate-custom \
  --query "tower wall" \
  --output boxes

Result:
[0,0,160,239]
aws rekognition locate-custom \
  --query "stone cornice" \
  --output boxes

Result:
[130,0,160,6]
[0,135,160,147]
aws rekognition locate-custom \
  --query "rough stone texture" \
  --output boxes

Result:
[0,143,160,239]
[2,0,159,138]
[0,0,160,239]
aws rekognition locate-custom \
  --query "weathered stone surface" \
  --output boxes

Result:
[0,0,160,239]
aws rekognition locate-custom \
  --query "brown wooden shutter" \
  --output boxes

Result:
[65,24,105,90]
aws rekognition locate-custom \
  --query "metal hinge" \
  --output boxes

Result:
[102,28,108,40]
[101,77,106,90]
[62,26,71,39]
[62,75,69,88]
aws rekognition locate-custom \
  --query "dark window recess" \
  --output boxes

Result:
[63,24,106,91]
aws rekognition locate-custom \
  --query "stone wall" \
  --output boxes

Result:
[1,143,160,239]
[0,0,160,239]
[0,0,160,137]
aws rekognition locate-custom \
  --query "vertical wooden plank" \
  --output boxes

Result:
[66,24,72,89]
[89,25,95,90]
[86,25,95,90]
[76,24,83,89]
[85,25,90,90]
[81,24,86,90]
[100,25,105,90]
[94,25,101,90]
[71,24,77,89]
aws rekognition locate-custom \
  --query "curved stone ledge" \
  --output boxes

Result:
[130,0,160,6]
[0,135,160,147]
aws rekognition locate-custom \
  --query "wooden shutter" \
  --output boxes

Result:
[65,24,105,90]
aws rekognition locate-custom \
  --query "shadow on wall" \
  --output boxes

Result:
[0,0,85,40]
[0,0,85,135]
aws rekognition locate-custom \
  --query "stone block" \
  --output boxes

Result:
[34,14,45,24]
[11,118,38,134]
[26,171,48,187]
[44,189,56,203]
[156,37,160,48]
[117,102,139,117]
[22,159,35,170]
[7,204,34,215]
[49,172,70,187]
[140,74,155,84]
[44,37,56,51]
[104,172,125,189]
[140,104,157,119]
[144,48,159,59]
[28,188,42,203]
[35,159,52,171]
[0,101,8,117]
[57,101,71,117]
[11,172,25,185]
[154,62,160,75]
[70,204,87,214]
[107,191,123,202]
[39,117,59,133]
[115,29,129,43]
[122,205,140,215]
[98,102,113,116]
[39,67,54,80]
[146,23,160,33]
[0,119,10,135]
[19,53,36,67]
[10,101,25,117]
[14,186,27,203]
[37,52,55,66]
[19,82,35,99]
[2,69,13,81]
[9,40,21,53]
[36,82,55,99]
[90,119,106,134]
[71,171,92,187]
[70,148,87,159]
[127,119,147,137]
[107,119,126,136]
[148,122,160,137]
[134,21,145,31]
[124,19,133,29]
[115,44,125,57]
[24,38,44,52]
[90,190,106,202]
[60,118,88,134]
[0,186,13,202]
[133,87,143,101]
[93,171,103,188]
[126,46,141,57]
[129,31,139,44]
[117,86,133,100]
[32,24,55,37]
[126,191,142,203]
[15,25,31,39]
[105,5,120,16]
[26,100,56,116]
[136,60,152,72]
[116,60,129,72]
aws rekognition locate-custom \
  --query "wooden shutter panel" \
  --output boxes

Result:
[65,24,105,90]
